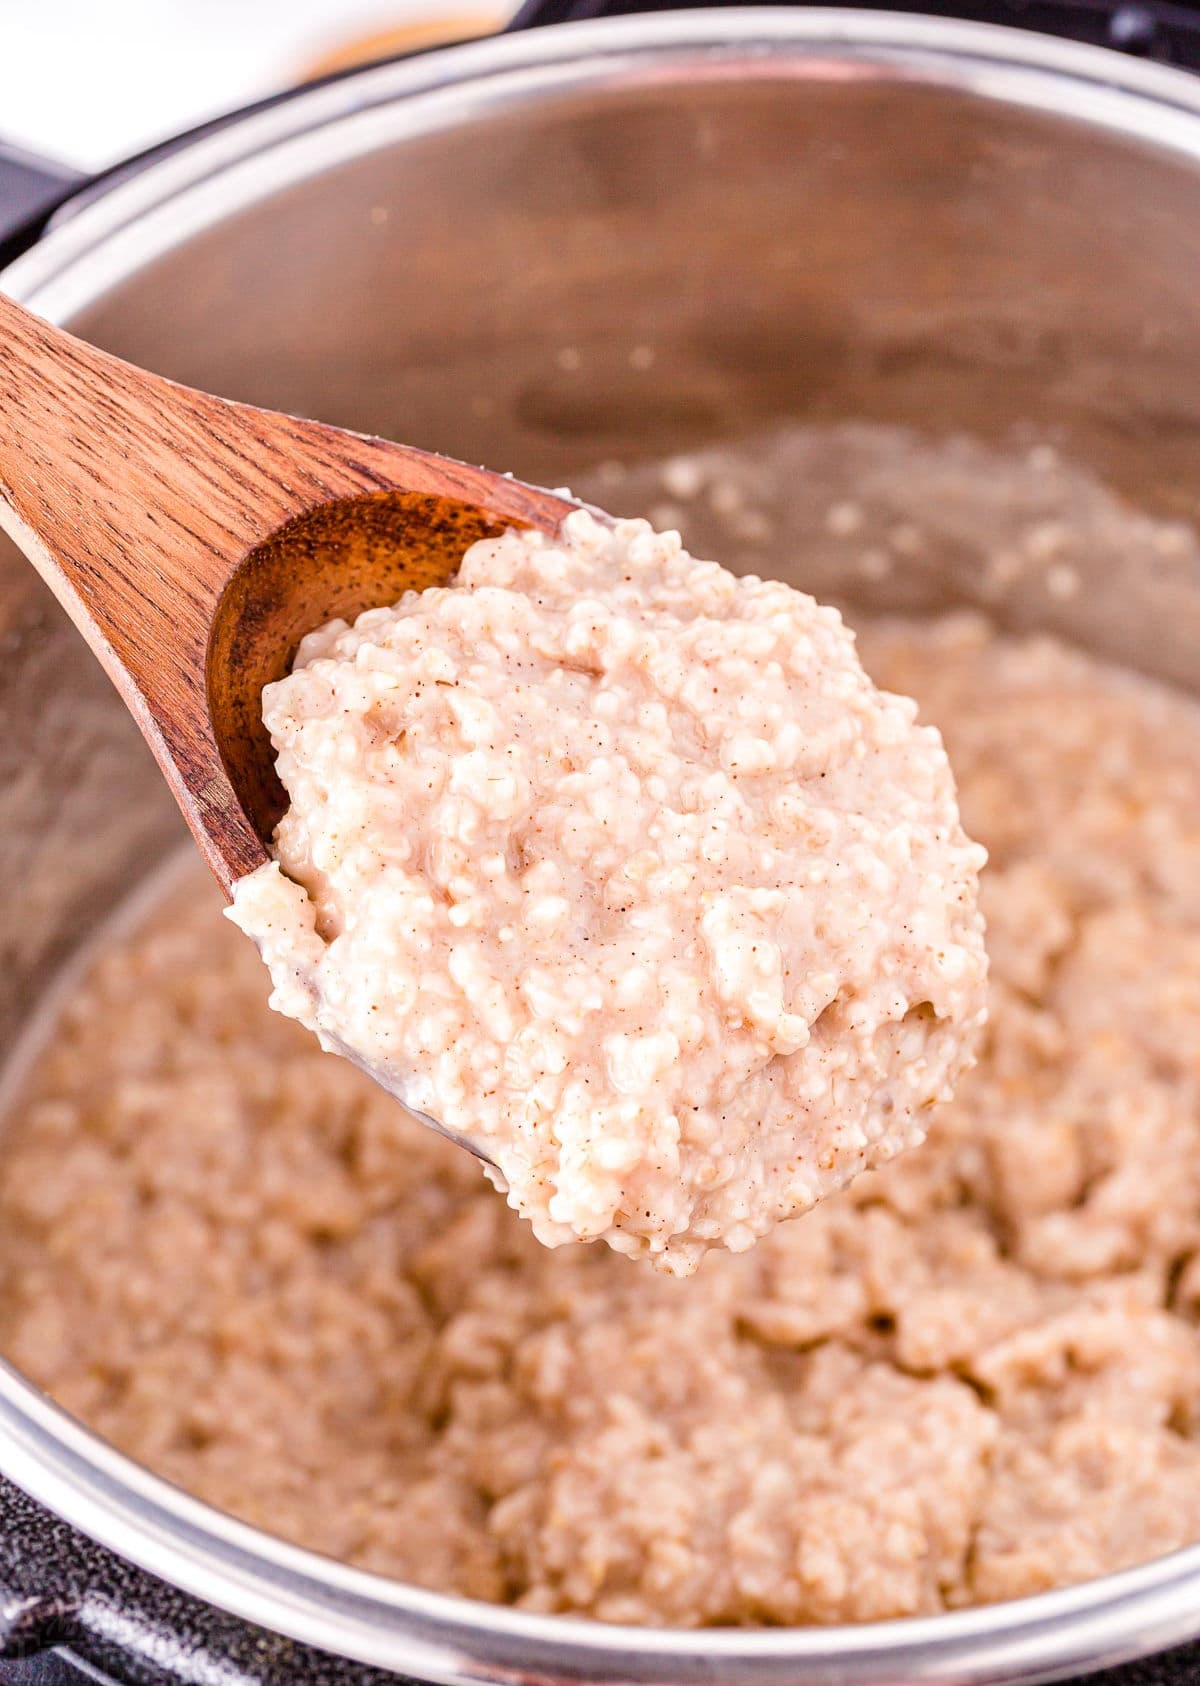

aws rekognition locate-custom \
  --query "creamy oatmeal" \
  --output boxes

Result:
[5,593,1200,1623]
[230,509,986,1273]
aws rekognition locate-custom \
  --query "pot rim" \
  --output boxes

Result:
[5,11,1200,1681]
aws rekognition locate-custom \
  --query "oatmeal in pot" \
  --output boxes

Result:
[230,508,987,1272]
[6,587,1200,1622]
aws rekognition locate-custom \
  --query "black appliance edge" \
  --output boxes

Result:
[511,0,1200,55]
[3,2,1200,1681]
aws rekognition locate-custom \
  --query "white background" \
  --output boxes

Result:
[0,0,506,171]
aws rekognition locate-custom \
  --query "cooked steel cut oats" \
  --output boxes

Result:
[5,605,1200,1623]
[229,509,987,1272]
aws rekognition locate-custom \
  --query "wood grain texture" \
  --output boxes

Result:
[0,293,575,893]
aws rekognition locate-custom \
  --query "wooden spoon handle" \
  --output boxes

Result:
[0,293,575,891]
[0,294,390,883]
[0,294,573,691]
[0,294,363,690]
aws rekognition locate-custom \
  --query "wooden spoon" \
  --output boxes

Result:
[0,291,577,896]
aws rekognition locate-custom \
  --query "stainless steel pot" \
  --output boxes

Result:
[3,9,1200,1683]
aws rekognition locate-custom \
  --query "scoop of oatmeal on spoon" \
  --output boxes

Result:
[229,507,987,1274]
[0,294,982,1274]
